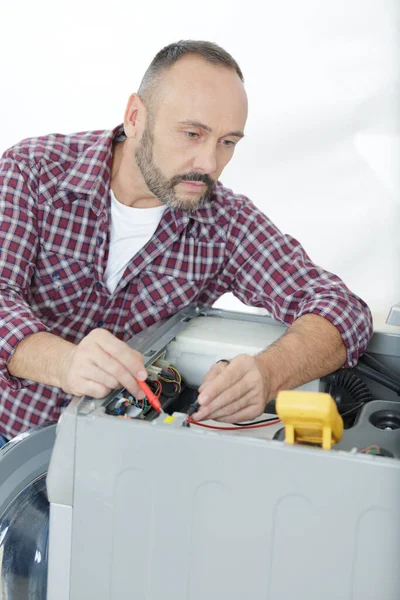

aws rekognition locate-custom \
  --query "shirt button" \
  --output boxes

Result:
[96,282,102,290]
[97,320,104,328]
[52,272,60,281]
[97,236,103,246]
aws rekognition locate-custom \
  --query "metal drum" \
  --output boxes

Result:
[0,424,56,599]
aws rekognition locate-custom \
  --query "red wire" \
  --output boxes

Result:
[187,418,281,431]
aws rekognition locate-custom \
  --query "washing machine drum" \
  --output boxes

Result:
[0,423,56,599]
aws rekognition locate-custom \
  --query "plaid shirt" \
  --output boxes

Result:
[0,125,372,439]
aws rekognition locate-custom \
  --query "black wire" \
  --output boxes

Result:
[185,401,279,427]
[233,417,280,426]
[186,401,200,417]
[340,403,364,418]
[354,363,400,395]
[360,353,400,384]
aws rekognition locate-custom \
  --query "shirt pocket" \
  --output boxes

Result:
[32,252,93,317]
[135,270,201,318]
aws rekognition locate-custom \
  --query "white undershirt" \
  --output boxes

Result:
[104,190,166,294]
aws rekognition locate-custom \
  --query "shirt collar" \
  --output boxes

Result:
[58,124,124,197]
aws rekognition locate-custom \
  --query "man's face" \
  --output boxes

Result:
[134,56,248,211]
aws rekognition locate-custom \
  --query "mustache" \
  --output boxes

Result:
[170,172,215,188]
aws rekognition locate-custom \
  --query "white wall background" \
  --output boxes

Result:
[1,0,399,328]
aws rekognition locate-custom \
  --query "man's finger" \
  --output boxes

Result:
[89,344,141,391]
[79,362,120,390]
[194,378,250,421]
[88,329,147,380]
[207,389,258,421]
[198,362,228,392]
[197,362,243,407]
[76,344,140,398]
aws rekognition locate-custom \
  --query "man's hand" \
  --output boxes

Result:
[192,314,348,424]
[59,328,147,399]
[193,354,267,423]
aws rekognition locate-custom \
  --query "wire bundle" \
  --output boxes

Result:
[159,367,182,394]
[146,379,162,399]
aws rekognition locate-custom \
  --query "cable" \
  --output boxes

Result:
[233,417,281,426]
[187,418,281,431]
[159,366,182,394]
[167,366,182,384]
[185,398,280,428]
[186,401,199,417]
[185,400,279,427]
[149,379,162,398]
[360,353,400,384]
[339,403,364,418]
[354,363,400,395]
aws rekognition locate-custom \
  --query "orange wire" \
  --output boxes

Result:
[154,380,162,397]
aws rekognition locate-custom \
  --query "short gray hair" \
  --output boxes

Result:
[138,40,244,114]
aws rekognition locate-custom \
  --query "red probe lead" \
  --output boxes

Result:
[135,378,162,413]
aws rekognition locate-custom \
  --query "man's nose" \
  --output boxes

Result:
[192,142,217,175]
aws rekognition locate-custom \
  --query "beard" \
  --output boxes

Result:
[135,123,215,212]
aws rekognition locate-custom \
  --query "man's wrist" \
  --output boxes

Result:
[8,332,76,390]
[253,315,347,407]
[55,342,76,392]
[254,352,279,406]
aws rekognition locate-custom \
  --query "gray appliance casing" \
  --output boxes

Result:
[46,306,400,600]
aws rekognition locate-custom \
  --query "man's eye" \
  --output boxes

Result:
[222,139,236,147]
[185,131,199,139]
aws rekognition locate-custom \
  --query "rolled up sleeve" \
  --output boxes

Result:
[0,156,49,389]
[226,203,373,368]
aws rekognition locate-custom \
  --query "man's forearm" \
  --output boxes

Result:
[255,314,347,403]
[8,328,148,401]
[7,332,75,388]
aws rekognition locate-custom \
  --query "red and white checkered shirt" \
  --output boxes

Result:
[0,125,372,439]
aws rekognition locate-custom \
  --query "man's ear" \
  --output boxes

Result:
[123,93,147,140]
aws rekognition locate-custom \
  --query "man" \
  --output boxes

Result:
[0,40,372,442]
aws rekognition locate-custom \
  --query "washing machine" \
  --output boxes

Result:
[1,305,400,599]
